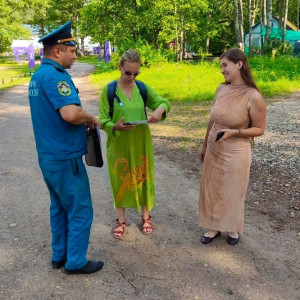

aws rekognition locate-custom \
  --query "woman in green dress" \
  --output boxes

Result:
[99,49,170,239]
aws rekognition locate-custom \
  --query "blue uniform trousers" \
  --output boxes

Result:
[39,157,93,270]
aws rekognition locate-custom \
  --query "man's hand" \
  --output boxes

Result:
[86,116,100,129]
[59,104,100,126]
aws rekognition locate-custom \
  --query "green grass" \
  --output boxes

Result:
[84,59,223,102]
[0,60,38,92]
[250,56,300,97]
[78,55,300,102]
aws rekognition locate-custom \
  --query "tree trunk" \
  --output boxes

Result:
[206,14,211,54]
[265,0,273,42]
[252,0,259,22]
[239,0,244,49]
[233,0,244,49]
[278,0,283,29]
[206,37,210,53]
[233,0,240,43]
[297,0,300,30]
[260,0,264,51]
[248,0,253,56]
[80,36,84,53]
[282,0,289,42]
[179,12,184,62]
[174,0,180,62]
[263,0,267,25]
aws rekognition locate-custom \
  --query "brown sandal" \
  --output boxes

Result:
[142,215,153,235]
[113,219,126,239]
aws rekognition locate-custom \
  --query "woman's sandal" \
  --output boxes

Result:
[142,215,153,235]
[113,219,126,239]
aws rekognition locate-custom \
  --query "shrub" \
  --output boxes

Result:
[110,39,175,67]
[263,40,294,57]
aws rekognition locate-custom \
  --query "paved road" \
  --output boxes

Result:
[0,63,299,300]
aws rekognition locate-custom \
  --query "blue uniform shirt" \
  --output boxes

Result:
[29,58,87,161]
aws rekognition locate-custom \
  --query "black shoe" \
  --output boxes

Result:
[227,235,240,245]
[64,260,104,274]
[201,231,221,244]
[52,260,66,269]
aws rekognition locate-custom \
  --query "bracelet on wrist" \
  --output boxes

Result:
[237,129,241,138]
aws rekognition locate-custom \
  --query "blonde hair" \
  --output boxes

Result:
[120,49,141,66]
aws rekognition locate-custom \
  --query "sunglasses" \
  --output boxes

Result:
[124,70,140,76]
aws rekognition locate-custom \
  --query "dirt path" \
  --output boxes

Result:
[0,63,299,300]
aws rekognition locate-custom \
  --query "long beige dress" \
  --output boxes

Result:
[199,83,255,234]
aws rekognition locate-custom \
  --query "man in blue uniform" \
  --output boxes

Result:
[28,21,104,274]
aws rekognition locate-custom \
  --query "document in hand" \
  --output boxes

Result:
[123,120,149,125]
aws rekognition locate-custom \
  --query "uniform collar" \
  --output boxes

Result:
[42,58,66,73]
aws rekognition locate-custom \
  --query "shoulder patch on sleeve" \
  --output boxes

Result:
[57,81,71,96]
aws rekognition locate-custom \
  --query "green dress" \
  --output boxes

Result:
[99,82,170,212]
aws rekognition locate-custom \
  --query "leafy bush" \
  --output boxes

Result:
[109,39,175,68]
[263,40,294,57]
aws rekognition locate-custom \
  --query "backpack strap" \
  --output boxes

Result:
[107,80,122,119]
[107,79,148,119]
[135,80,148,119]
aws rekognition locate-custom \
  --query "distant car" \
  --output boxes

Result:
[293,42,300,57]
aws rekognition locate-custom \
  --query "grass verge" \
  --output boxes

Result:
[78,55,300,151]
[0,60,38,93]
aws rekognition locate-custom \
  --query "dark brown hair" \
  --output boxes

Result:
[43,44,68,57]
[220,48,259,91]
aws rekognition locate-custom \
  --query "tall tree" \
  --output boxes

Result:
[201,0,235,54]
[0,0,45,52]
[282,0,289,42]
[297,0,300,30]
[263,0,267,25]
[260,0,265,51]
[233,0,244,49]
[277,0,284,29]
[265,0,273,43]
[172,0,208,61]
[248,0,253,56]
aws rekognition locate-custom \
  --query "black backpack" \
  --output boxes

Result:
[107,80,147,119]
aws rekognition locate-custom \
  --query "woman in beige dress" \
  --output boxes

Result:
[199,48,266,245]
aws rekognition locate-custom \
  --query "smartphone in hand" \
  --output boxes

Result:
[215,131,224,142]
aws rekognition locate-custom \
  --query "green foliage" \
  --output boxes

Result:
[0,57,19,64]
[112,40,175,67]
[79,0,234,57]
[80,55,300,103]
[0,0,47,52]
[27,0,86,36]
[2,0,298,58]
[263,40,295,57]
[250,56,300,96]
[276,42,294,56]
[78,42,175,71]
